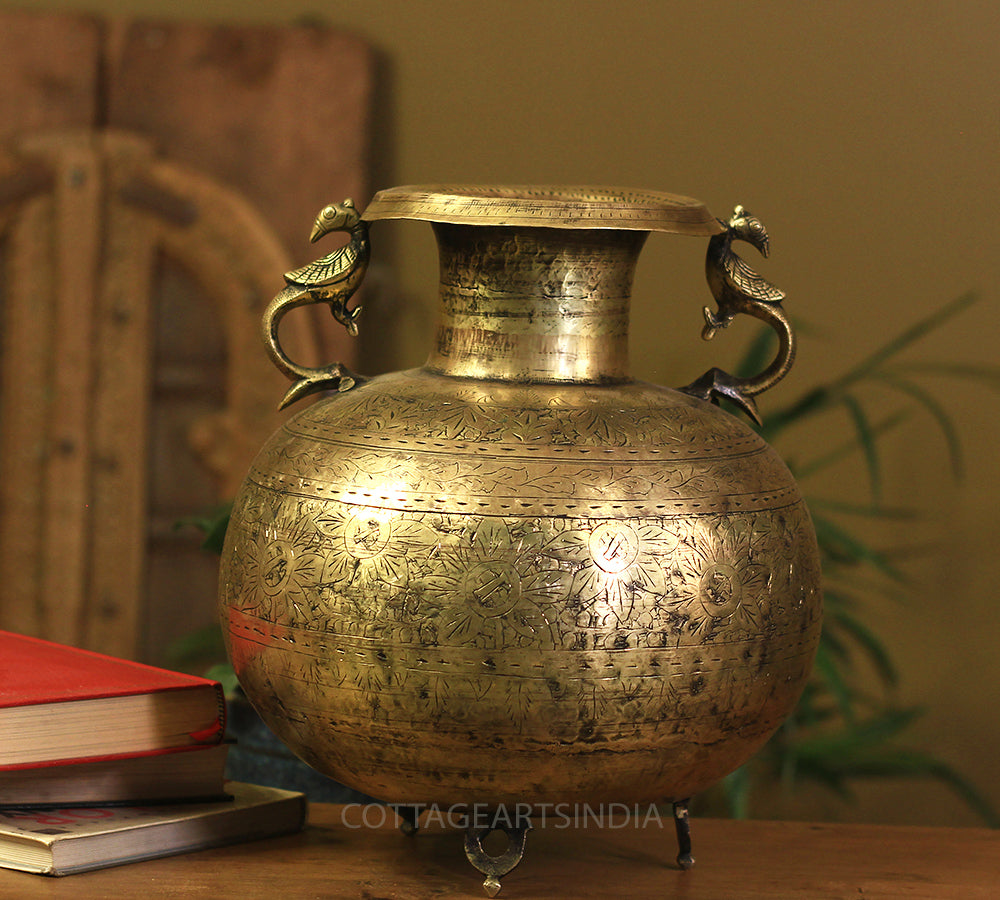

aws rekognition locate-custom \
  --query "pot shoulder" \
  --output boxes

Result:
[249,368,799,517]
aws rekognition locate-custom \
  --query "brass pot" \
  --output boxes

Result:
[220,185,821,820]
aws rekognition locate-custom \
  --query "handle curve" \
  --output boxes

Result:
[262,199,371,410]
[679,204,795,426]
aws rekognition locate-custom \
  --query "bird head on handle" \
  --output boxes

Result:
[310,199,361,242]
[728,205,770,258]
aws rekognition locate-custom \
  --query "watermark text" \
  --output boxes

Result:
[338,802,666,830]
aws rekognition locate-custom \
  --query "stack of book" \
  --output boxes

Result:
[0,630,306,876]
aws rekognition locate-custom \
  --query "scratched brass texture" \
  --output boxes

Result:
[219,186,823,807]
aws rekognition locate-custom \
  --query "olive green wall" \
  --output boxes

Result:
[6,0,999,827]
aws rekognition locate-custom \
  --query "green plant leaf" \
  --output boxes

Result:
[795,751,999,826]
[819,622,849,662]
[812,643,856,723]
[735,293,1000,826]
[810,511,908,582]
[839,393,882,502]
[873,370,965,479]
[826,291,978,394]
[791,708,924,761]
[894,360,1000,390]
[205,662,241,699]
[824,575,910,610]
[175,502,233,554]
[760,385,834,442]
[827,606,899,687]
[164,624,227,669]
[786,682,842,730]
[817,585,858,614]
[723,765,753,820]
[794,410,911,482]
[761,292,977,443]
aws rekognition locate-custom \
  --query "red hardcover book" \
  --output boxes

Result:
[0,631,225,770]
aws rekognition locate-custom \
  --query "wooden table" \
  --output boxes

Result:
[2,803,998,899]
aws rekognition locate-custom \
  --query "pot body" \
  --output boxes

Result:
[219,187,823,807]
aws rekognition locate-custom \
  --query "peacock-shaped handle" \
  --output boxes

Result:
[680,204,796,426]
[262,199,371,410]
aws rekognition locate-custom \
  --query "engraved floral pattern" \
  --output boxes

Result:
[315,508,435,590]
[221,366,823,785]
[550,520,678,627]
[224,497,324,619]
[671,516,772,637]
[300,372,755,449]
[421,518,569,649]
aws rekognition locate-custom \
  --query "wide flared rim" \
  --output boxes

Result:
[362,184,724,235]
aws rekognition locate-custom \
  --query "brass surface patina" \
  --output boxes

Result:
[219,185,823,893]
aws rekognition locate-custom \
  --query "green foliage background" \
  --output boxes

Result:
[715,292,998,825]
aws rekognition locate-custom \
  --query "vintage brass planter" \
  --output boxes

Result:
[219,186,822,894]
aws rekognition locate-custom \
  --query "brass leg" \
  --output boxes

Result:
[673,799,695,869]
[463,816,531,897]
[394,804,421,836]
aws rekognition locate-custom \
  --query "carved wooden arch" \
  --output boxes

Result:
[0,129,320,657]
[121,132,323,495]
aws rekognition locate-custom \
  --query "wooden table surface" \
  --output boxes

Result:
[2,802,998,899]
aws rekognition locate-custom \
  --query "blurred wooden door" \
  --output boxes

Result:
[0,11,372,663]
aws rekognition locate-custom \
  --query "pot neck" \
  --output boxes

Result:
[424,223,647,383]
